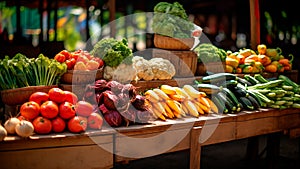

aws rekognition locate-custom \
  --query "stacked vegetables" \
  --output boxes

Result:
[151,1,194,38]
[225,44,294,74]
[0,53,67,90]
[144,84,218,121]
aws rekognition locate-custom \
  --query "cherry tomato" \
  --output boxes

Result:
[54,53,66,63]
[33,116,52,134]
[65,58,76,70]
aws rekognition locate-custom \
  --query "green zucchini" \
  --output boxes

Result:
[250,90,272,104]
[275,100,286,105]
[233,88,249,97]
[244,74,260,85]
[237,77,253,86]
[221,87,241,108]
[281,85,294,91]
[200,73,237,84]
[219,80,238,89]
[196,83,221,95]
[267,92,276,98]
[247,95,260,109]
[238,97,254,110]
[247,90,264,107]
[216,92,237,112]
[292,103,300,108]
[211,95,228,114]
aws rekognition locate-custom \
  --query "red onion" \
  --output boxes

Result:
[102,90,118,110]
[131,94,147,110]
[103,110,123,127]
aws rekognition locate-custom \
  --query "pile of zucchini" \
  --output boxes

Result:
[195,73,300,114]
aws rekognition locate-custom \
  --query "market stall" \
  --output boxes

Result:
[0,1,300,169]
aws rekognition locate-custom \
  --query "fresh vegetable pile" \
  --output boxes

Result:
[151,1,195,38]
[0,53,67,90]
[1,87,104,139]
[225,44,294,74]
[54,49,104,71]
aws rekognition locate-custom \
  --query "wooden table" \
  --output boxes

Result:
[0,108,299,169]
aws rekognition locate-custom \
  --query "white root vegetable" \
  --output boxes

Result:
[4,117,21,135]
[15,120,34,138]
[0,124,7,141]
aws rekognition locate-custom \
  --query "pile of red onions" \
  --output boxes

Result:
[84,80,154,127]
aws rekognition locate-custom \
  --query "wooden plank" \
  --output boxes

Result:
[0,144,113,169]
[278,113,300,130]
[0,130,114,151]
[287,128,300,138]
[236,116,278,139]
[190,126,202,169]
[115,127,192,162]
[200,121,236,146]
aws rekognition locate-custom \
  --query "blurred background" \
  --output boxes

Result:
[0,0,299,59]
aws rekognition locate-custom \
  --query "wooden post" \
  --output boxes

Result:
[249,0,260,49]
[190,126,202,169]
[108,0,116,38]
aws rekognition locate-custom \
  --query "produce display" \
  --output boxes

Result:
[0,53,67,90]
[225,44,294,74]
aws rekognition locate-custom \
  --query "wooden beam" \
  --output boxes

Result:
[249,0,260,49]
[108,0,116,38]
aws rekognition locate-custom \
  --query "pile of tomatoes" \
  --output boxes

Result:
[54,49,104,71]
[18,87,103,134]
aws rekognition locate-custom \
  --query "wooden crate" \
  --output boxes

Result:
[152,49,197,77]
[195,62,226,76]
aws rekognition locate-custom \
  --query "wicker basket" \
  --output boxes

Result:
[152,49,197,77]
[60,67,103,84]
[0,85,58,106]
[153,34,195,51]
[196,62,226,76]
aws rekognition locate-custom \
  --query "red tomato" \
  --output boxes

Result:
[51,116,66,133]
[29,92,49,105]
[67,116,87,133]
[48,87,66,103]
[33,116,52,134]
[59,101,76,120]
[59,50,72,60]
[40,101,59,119]
[75,101,94,117]
[64,91,78,104]
[70,53,79,60]
[87,112,103,130]
[54,53,66,63]
[92,57,104,68]
[20,101,40,120]
[65,58,76,70]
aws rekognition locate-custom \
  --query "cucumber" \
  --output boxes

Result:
[254,74,269,83]
[250,90,272,104]
[244,74,260,85]
[196,83,221,95]
[248,79,284,90]
[200,73,237,84]
[281,85,294,91]
[238,97,254,110]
